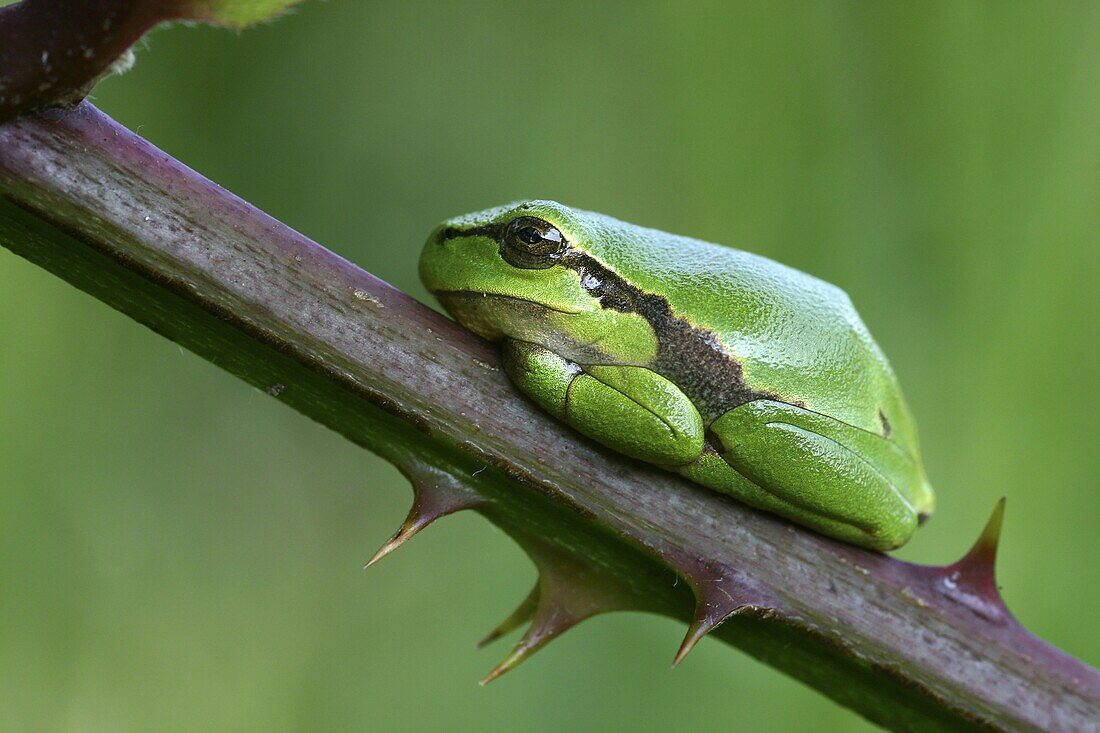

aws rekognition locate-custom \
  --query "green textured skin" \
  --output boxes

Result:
[502,340,705,466]
[420,200,934,550]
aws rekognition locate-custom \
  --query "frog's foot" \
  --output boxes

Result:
[501,339,704,466]
[683,400,922,551]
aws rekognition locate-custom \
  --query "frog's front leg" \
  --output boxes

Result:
[501,339,704,466]
[688,400,920,550]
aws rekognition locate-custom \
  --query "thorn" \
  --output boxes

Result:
[663,559,781,668]
[672,602,778,667]
[478,534,655,684]
[363,522,423,569]
[480,604,576,685]
[364,459,485,569]
[480,647,524,686]
[935,498,1011,623]
[478,585,539,649]
[672,614,718,668]
[479,641,531,685]
[479,657,513,686]
[945,497,1006,594]
[960,497,1006,572]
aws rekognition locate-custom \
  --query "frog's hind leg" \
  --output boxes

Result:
[681,399,920,551]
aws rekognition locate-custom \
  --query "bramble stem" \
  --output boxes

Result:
[0,104,1096,732]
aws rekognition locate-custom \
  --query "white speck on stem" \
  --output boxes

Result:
[353,289,383,307]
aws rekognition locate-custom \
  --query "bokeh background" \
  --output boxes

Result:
[2,2,1099,731]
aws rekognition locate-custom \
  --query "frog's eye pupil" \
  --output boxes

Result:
[502,216,566,270]
[518,226,543,245]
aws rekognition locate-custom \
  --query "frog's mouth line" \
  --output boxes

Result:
[433,289,589,316]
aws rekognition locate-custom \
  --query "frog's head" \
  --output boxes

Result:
[420,200,658,364]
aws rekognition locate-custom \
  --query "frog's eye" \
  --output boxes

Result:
[502,216,566,269]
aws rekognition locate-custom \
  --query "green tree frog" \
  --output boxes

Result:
[420,201,934,550]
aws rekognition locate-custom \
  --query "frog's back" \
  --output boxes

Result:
[571,209,919,454]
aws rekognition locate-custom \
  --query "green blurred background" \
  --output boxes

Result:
[2,2,1098,731]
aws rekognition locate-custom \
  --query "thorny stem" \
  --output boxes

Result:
[0,104,1097,733]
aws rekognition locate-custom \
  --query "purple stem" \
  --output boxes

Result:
[0,103,1096,732]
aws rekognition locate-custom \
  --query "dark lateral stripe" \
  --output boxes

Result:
[558,248,774,422]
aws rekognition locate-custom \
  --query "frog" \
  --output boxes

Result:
[419,200,934,550]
